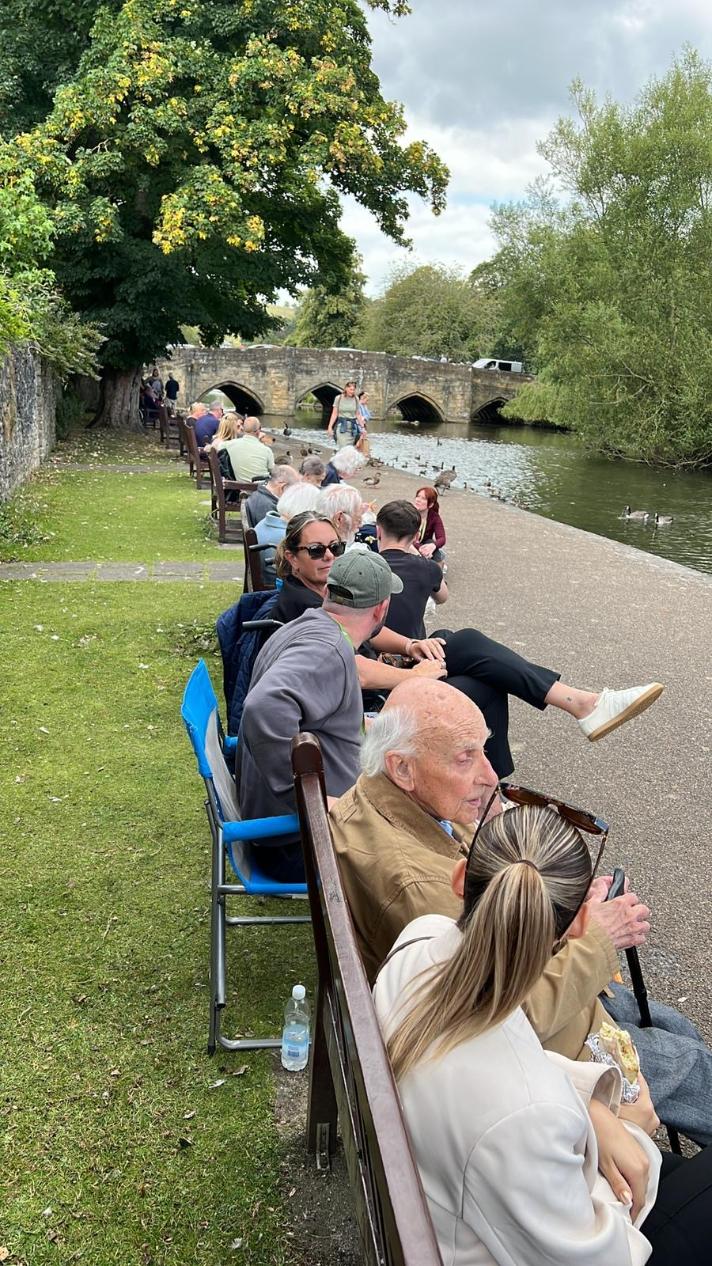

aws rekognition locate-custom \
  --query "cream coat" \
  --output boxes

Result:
[373,915,661,1266]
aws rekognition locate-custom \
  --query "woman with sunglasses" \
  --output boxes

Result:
[273,514,448,679]
[374,803,712,1266]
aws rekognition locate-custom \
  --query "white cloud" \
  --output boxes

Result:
[339,0,712,292]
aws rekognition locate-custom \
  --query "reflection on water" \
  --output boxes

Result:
[274,411,712,577]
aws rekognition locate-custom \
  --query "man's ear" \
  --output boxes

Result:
[451,857,467,900]
[385,750,416,793]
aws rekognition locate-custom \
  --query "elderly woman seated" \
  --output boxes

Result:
[255,481,322,586]
[317,483,369,548]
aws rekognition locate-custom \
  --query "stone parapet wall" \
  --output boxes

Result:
[0,345,58,502]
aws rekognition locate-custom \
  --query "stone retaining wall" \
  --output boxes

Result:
[0,345,57,501]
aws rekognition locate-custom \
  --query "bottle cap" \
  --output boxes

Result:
[292,984,306,1001]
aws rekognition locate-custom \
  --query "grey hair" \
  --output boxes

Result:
[360,706,419,778]
[301,455,326,479]
[331,446,366,477]
[277,482,322,519]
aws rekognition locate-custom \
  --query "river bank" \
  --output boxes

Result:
[308,440,712,1044]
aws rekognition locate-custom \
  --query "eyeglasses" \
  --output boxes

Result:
[470,782,609,877]
[293,540,346,560]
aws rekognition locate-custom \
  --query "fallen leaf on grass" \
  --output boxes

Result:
[209,1078,226,1089]
[0,1246,10,1262]
[229,1239,243,1251]
[183,1110,196,1120]
[39,726,49,734]
[177,1136,192,1149]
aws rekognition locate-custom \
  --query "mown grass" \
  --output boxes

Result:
[1,441,315,1265]
[0,467,230,564]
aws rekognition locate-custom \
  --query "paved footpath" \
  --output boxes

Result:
[0,559,245,582]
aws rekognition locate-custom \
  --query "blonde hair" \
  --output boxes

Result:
[214,412,243,442]
[387,804,592,1082]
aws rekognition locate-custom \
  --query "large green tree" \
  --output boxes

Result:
[362,262,496,361]
[493,51,712,467]
[6,0,447,425]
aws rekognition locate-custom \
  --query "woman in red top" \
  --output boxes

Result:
[413,486,446,561]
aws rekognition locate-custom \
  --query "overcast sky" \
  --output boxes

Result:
[343,0,712,293]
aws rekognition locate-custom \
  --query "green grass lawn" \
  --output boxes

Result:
[0,467,231,564]
[1,440,316,1265]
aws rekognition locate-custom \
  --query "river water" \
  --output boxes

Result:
[278,413,712,577]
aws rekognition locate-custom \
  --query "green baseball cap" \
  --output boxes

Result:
[326,549,403,609]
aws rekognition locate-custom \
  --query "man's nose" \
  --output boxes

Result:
[476,752,498,787]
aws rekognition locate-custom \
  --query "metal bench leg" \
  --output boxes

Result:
[208,815,226,1055]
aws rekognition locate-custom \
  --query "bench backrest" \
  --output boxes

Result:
[291,734,443,1266]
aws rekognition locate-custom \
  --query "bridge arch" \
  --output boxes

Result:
[296,381,342,426]
[386,392,444,425]
[199,380,265,416]
[471,396,507,424]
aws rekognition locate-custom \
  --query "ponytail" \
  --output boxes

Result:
[386,804,591,1082]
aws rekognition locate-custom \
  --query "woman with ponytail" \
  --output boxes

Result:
[375,804,712,1265]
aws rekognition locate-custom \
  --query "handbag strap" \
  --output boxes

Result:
[379,934,434,971]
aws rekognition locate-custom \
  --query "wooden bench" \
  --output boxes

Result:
[291,734,443,1266]
[206,448,259,544]
[183,419,212,489]
[243,526,277,593]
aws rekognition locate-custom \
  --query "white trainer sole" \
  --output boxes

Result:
[587,682,665,742]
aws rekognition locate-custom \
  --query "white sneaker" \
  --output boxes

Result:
[579,683,664,742]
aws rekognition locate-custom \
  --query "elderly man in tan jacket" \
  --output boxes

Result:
[330,679,712,1141]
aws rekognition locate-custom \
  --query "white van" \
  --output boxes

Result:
[473,357,523,373]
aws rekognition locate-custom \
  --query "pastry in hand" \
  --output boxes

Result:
[599,1021,640,1083]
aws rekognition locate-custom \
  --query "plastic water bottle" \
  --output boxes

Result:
[281,984,310,1071]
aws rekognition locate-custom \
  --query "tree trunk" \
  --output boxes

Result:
[89,366,143,430]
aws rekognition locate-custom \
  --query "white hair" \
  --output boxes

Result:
[360,706,419,778]
[317,483,362,543]
[331,446,366,477]
[277,482,322,519]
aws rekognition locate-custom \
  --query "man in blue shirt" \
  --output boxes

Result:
[191,401,220,446]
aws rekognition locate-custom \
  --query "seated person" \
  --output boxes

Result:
[243,463,301,528]
[234,550,403,881]
[205,413,245,481]
[301,456,327,487]
[374,802,712,1266]
[412,485,446,561]
[331,678,712,1146]
[223,416,274,482]
[317,483,367,548]
[190,401,220,446]
[255,483,321,586]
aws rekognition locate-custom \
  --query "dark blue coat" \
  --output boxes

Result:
[216,590,282,735]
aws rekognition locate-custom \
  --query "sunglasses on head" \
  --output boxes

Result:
[293,540,346,560]
[471,782,609,878]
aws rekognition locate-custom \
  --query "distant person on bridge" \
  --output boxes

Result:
[223,416,274,482]
[164,372,180,415]
[327,380,361,448]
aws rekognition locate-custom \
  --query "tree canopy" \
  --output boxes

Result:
[362,262,496,361]
[287,260,367,348]
[494,50,712,467]
[3,0,447,421]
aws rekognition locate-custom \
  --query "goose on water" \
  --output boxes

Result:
[622,505,649,521]
[654,512,673,525]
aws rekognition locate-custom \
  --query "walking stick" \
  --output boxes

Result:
[606,868,682,1153]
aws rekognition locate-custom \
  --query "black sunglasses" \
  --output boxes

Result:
[471,781,609,878]
[293,540,346,560]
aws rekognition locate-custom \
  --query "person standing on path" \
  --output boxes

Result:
[327,380,360,449]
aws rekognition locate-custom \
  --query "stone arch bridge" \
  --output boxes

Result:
[156,346,532,425]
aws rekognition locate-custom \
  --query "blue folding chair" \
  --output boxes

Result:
[181,659,309,1054]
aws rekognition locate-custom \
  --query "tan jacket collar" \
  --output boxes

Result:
[358,773,472,857]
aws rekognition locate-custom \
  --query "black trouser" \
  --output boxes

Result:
[646,1147,712,1262]
[432,628,560,778]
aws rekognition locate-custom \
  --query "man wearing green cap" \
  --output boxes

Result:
[235,550,404,881]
